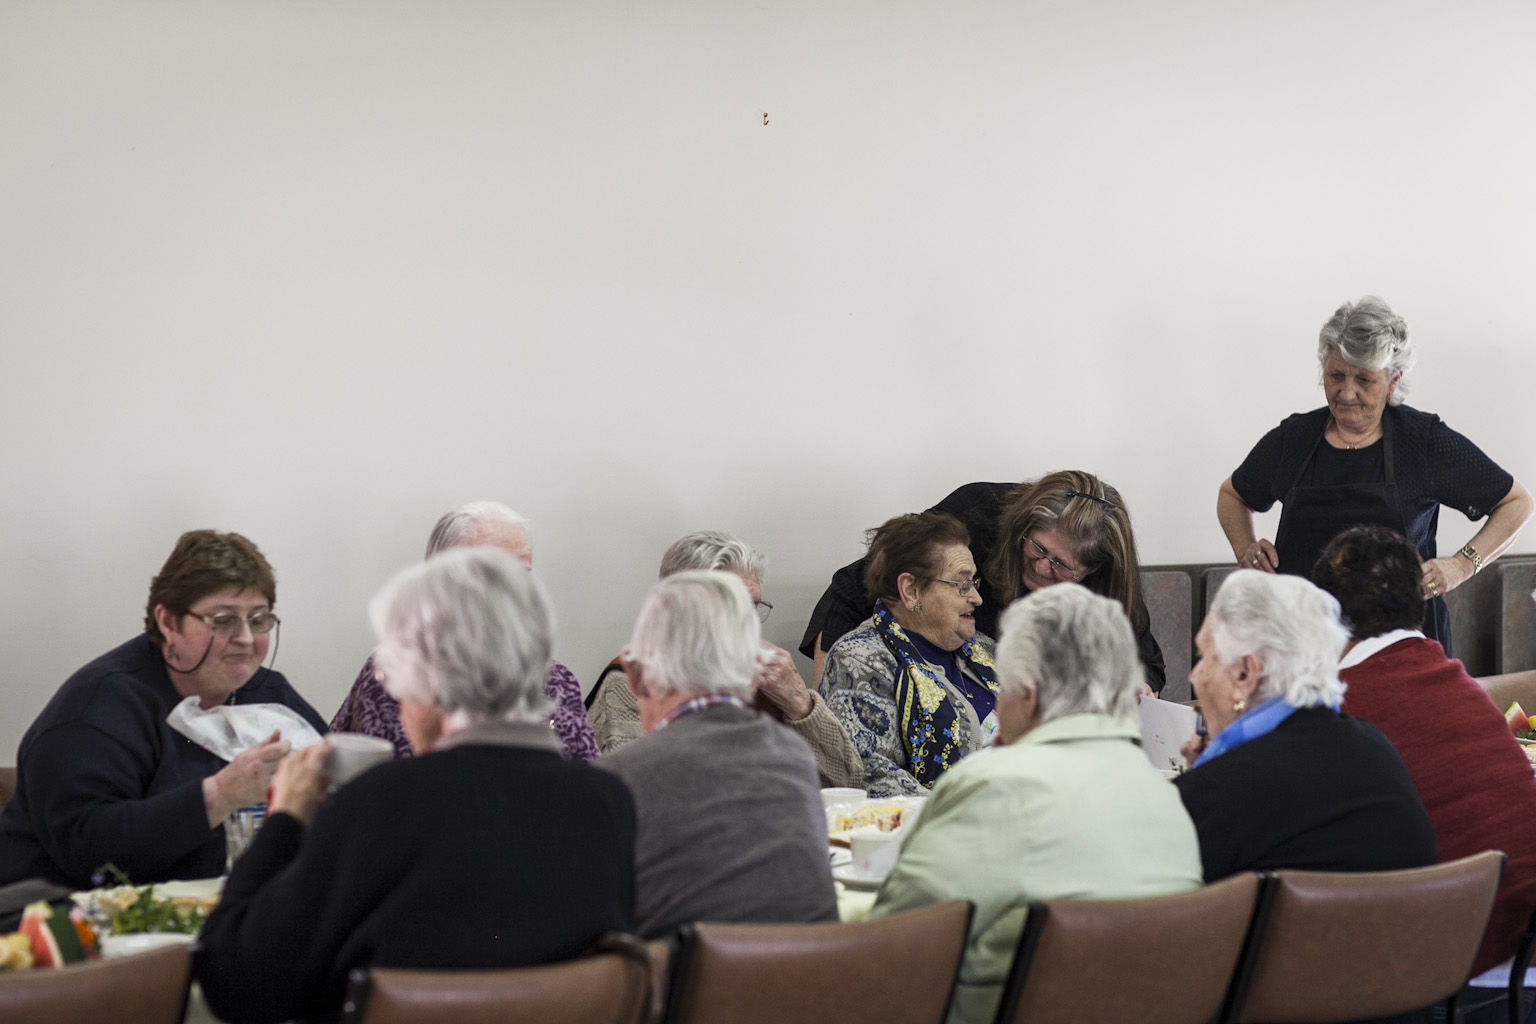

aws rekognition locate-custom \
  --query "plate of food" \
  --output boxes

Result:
[827,796,925,846]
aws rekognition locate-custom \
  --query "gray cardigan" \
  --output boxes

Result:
[598,703,838,938]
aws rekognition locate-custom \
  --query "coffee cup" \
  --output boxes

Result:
[325,733,394,789]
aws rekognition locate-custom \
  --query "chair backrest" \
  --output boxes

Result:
[663,900,973,1024]
[1225,850,1505,1023]
[992,873,1261,1024]
[0,943,191,1024]
[0,766,15,813]
[345,936,653,1024]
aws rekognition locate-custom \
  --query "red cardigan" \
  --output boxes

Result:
[1341,637,1536,973]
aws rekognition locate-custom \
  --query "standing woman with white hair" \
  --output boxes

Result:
[1175,570,1436,883]
[196,548,636,1024]
[1217,296,1532,656]
[871,585,1201,1024]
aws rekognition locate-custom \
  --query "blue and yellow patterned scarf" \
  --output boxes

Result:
[874,603,998,789]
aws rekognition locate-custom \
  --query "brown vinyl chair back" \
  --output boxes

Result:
[1226,850,1505,1023]
[344,934,653,1024]
[0,943,191,1024]
[994,873,1262,1024]
[0,767,16,813]
[663,900,973,1024]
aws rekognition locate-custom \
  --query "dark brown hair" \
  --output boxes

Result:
[862,512,971,604]
[985,470,1148,632]
[144,530,277,642]
[1312,524,1425,640]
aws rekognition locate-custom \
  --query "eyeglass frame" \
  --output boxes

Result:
[184,610,281,636]
[1022,534,1089,582]
[755,600,773,623]
[926,576,983,598]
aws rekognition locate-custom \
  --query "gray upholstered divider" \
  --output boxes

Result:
[1501,559,1536,674]
[1140,570,1194,701]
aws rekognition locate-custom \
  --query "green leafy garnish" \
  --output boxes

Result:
[107,887,204,936]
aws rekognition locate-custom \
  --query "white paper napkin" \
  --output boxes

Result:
[166,696,324,761]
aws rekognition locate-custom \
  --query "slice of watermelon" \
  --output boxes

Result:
[1507,702,1530,738]
[16,902,85,968]
[18,904,62,969]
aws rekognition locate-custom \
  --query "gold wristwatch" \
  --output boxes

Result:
[1458,543,1483,574]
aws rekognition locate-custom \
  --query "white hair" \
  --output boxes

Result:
[624,570,762,701]
[1206,570,1348,709]
[425,502,532,560]
[658,530,766,581]
[370,546,555,729]
[1316,295,1416,406]
[995,584,1140,724]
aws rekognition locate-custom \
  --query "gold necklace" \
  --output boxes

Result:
[1329,416,1377,450]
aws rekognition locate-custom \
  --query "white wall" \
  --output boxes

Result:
[3,0,1533,758]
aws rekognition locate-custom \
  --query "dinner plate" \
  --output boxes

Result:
[99,931,196,958]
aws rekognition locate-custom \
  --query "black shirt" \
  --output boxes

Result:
[1174,706,1438,882]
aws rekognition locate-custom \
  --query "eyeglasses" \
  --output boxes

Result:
[755,600,773,624]
[928,577,982,597]
[186,610,280,636]
[1023,535,1088,582]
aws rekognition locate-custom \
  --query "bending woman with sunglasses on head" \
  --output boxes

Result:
[0,530,327,888]
[804,470,1165,695]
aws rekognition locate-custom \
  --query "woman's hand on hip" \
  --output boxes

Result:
[1421,556,1472,600]
[1240,539,1278,572]
[269,743,331,827]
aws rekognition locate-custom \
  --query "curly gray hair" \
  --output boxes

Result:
[1316,296,1415,406]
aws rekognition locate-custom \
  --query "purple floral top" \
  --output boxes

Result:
[330,654,599,762]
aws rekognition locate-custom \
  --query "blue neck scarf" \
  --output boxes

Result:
[1194,696,1298,768]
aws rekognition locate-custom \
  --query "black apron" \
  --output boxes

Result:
[1272,414,1451,653]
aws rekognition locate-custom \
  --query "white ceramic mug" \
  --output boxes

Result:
[325,732,395,789]
[849,831,903,879]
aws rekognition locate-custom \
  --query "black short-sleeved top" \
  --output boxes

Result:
[1230,404,1513,563]
[799,482,1167,692]
[1174,706,1439,882]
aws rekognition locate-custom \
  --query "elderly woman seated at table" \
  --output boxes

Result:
[820,512,999,795]
[1175,570,1437,881]
[1315,524,1536,1013]
[330,501,597,761]
[598,570,837,939]
[196,547,636,1024]
[872,584,1202,1024]
[0,530,327,889]
[589,529,861,787]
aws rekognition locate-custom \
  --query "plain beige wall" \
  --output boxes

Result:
[3,0,1533,758]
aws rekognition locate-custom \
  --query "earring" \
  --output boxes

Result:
[166,644,178,668]
[911,601,922,613]
[1233,698,1247,714]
